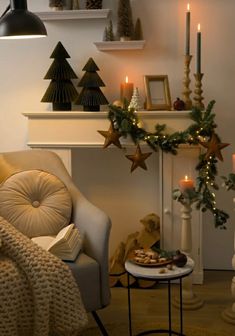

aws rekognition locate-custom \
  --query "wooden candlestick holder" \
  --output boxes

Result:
[182,55,193,110]
[193,73,205,110]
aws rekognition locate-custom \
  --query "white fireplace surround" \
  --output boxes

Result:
[23,110,203,284]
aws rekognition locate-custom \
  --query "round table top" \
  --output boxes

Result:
[125,257,194,281]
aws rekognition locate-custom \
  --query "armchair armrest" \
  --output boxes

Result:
[70,187,111,308]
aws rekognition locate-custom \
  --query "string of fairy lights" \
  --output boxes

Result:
[98,100,230,228]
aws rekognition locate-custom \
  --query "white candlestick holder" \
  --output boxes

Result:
[173,201,204,310]
[222,197,235,324]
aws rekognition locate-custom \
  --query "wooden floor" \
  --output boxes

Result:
[87,270,235,335]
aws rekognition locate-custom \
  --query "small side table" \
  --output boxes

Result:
[125,258,194,336]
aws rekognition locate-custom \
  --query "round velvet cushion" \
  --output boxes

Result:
[0,170,72,238]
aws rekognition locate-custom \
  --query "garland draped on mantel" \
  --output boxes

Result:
[100,100,230,229]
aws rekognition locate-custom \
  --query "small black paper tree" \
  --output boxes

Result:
[117,0,134,41]
[75,58,108,111]
[41,41,78,111]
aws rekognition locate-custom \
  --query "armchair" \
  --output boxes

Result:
[0,149,112,335]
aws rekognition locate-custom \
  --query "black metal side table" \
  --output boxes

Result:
[125,258,194,336]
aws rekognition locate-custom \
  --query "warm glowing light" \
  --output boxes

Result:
[125,76,129,83]
[185,175,188,180]
[197,23,201,32]
[187,3,190,11]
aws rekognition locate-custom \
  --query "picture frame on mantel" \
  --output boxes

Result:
[144,75,171,110]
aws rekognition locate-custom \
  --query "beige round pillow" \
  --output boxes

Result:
[0,170,72,238]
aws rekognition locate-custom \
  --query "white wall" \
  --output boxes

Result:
[0,0,234,268]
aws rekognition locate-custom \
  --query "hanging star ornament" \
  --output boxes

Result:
[126,144,152,172]
[200,133,229,161]
[98,122,122,149]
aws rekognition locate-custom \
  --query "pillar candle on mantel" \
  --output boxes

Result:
[196,23,201,73]
[233,154,235,173]
[120,76,134,104]
[179,175,194,192]
[185,3,191,55]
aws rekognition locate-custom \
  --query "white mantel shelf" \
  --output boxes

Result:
[23,110,192,148]
[94,40,146,51]
[35,9,111,21]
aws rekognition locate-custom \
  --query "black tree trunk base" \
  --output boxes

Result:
[83,105,100,111]
[53,102,71,111]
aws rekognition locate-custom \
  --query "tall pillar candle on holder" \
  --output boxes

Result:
[194,23,204,110]
[173,175,204,310]
[120,76,134,106]
[182,3,192,110]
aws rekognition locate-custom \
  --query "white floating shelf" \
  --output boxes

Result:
[35,9,111,21]
[94,40,146,51]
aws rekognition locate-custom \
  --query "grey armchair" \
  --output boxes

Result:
[0,149,111,335]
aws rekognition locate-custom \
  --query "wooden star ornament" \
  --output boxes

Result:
[126,144,152,172]
[200,133,230,161]
[98,123,122,149]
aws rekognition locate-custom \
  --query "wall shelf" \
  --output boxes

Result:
[94,40,146,51]
[35,9,111,21]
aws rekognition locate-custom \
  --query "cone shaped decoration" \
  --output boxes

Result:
[133,18,143,40]
[75,57,108,111]
[41,41,78,111]
[117,0,134,40]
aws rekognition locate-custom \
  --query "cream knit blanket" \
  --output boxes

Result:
[0,217,88,336]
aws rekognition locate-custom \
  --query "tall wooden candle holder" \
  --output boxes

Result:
[222,197,235,324]
[182,55,193,110]
[173,202,204,310]
[193,73,204,110]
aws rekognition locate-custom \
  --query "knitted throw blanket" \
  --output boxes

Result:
[0,217,88,336]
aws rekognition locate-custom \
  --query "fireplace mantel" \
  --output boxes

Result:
[23,110,192,148]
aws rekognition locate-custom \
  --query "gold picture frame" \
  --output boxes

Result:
[144,75,172,110]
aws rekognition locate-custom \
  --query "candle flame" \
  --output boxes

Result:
[125,76,129,83]
[187,3,190,11]
[197,23,201,31]
[185,175,188,181]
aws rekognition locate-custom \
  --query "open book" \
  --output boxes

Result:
[32,223,82,261]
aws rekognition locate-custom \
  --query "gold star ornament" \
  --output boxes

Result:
[200,133,229,161]
[126,144,152,172]
[98,123,122,149]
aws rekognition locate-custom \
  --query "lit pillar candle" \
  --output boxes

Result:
[185,3,191,55]
[196,23,201,73]
[233,154,235,173]
[120,76,134,105]
[179,175,195,192]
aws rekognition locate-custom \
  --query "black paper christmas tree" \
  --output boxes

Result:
[75,58,108,111]
[41,41,78,111]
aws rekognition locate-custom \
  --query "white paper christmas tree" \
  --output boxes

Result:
[128,87,142,111]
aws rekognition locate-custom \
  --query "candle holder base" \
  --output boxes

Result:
[182,55,193,110]
[193,73,204,110]
[173,288,204,310]
[222,307,235,325]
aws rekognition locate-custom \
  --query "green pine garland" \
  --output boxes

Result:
[108,100,229,229]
